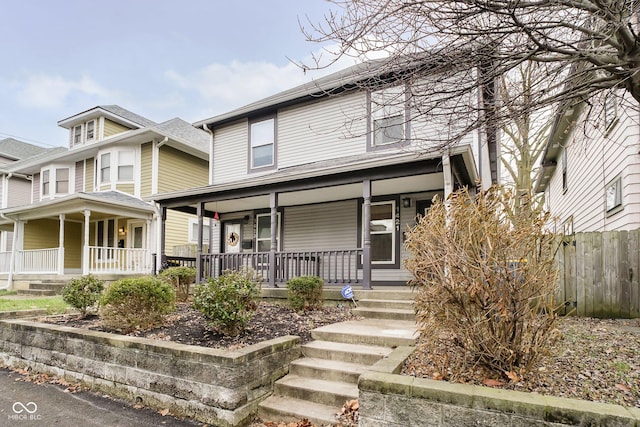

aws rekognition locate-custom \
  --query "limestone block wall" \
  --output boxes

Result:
[358,347,640,427]
[0,319,300,427]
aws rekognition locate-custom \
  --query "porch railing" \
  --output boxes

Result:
[0,251,11,273]
[16,248,60,274]
[199,249,362,285]
[88,247,150,274]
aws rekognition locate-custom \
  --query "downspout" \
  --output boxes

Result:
[157,136,169,148]
[202,123,214,185]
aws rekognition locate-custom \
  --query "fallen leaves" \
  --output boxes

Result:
[336,399,359,425]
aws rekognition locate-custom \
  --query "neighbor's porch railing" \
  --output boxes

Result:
[88,246,150,274]
[0,251,11,273]
[15,248,60,274]
[196,249,363,285]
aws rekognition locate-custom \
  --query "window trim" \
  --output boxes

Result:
[561,146,568,194]
[97,148,136,185]
[357,197,401,269]
[41,169,50,197]
[367,86,410,151]
[85,120,95,141]
[40,166,71,198]
[255,211,282,252]
[248,116,277,172]
[72,125,82,146]
[604,92,619,133]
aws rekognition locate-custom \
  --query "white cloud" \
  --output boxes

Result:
[17,74,113,109]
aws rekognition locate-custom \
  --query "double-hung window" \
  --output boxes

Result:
[41,167,70,198]
[606,176,622,213]
[99,149,135,184]
[86,120,95,141]
[250,117,275,170]
[100,153,111,183]
[42,170,50,196]
[118,150,134,181]
[55,168,69,193]
[73,125,82,146]
[370,86,407,149]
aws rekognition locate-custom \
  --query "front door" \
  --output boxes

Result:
[224,223,241,254]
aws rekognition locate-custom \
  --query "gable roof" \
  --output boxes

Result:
[0,138,47,161]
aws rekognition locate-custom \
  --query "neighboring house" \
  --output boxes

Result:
[156,60,493,289]
[0,106,210,289]
[535,90,640,232]
[0,138,51,262]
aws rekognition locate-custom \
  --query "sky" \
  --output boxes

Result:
[0,0,357,148]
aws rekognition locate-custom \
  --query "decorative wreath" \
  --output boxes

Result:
[226,231,239,247]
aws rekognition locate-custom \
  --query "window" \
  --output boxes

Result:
[86,120,95,140]
[117,150,134,181]
[604,92,618,131]
[250,118,275,169]
[606,177,622,213]
[188,219,210,243]
[73,125,82,145]
[100,153,111,183]
[42,170,50,196]
[369,201,396,264]
[256,213,280,252]
[96,219,116,259]
[370,86,406,148]
[55,168,69,194]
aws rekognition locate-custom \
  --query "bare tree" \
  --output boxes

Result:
[302,0,640,148]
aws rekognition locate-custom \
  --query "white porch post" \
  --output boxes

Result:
[269,192,278,288]
[58,214,65,275]
[146,219,152,273]
[82,210,90,275]
[442,153,453,200]
[7,219,20,288]
[362,180,372,290]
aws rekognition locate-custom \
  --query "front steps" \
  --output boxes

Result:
[353,288,415,321]
[17,280,67,296]
[258,288,418,426]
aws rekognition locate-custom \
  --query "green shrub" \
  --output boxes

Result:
[61,275,104,318]
[99,276,176,333]
[286,276,324,311]
[193,269,260,336]
[159,266,196,301]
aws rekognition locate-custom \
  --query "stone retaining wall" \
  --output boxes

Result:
[0,319,300,427]
[359,347,640,427]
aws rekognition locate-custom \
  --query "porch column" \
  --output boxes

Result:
[82,210,90,275]
[442,153,453,200]
[159,206,167,267]
[362,179,372,289]
[58,214,65,275]
[196,203,204,283]
[146,219,152,273]
[7,219,20,289]
[269,192,278,288]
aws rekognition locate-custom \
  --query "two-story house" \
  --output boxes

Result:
[0,105,210,289]
[156,59,490,289]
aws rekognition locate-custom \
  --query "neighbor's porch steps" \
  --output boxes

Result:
[16,280,67,297]
[258,288,417,425]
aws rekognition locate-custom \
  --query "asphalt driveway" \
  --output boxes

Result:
[0,367,202,426]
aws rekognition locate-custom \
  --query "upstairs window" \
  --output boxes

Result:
[561,147,568,193]
[100,153,111,183]
[250,117,275,170]
[370,86,407,149]
[55,168,69,194]
[86,120,95,141]
[73,125,82,145]
[606,176,622,213]
[118,150,134,181]
[42,170,50,196]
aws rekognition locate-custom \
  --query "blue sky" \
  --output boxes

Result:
[0,0,356,148]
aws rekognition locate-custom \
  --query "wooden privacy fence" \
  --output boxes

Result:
[556,230,640,318]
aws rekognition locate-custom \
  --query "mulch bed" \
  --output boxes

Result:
[42,301,360,350]
[403,316,640,409]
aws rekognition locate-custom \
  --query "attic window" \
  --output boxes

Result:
[73,125,82,145]
[86,120,95,141]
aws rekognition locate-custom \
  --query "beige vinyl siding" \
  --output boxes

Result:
[165,210,196,256]
[23,219,59,250]
[103,119,130,138]
[115,183,135,195]
[278,92,366,169]
[140,142,152,197]
[157,146,208,193]
[546,94,640,232]
[212,120,248,184]
[7,178,31,208]
[32,173,40,201]
[75,161,84,193]
[64,222,82,269]
[283,200,358,251]
[85,157,94,191]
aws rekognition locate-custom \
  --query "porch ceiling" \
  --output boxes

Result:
[200,173,443,214]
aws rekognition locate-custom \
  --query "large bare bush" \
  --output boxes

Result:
[405,186,560,381]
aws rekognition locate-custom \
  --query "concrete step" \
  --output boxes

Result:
[273,375,358,407]
[301,340,393,365]
[356,289,415,301]
[289,357,367,384]
[258,395,339,426]
[357,298,414,310]
[311,319,418,347]
[28,283,66,291]
[352,306,415,321]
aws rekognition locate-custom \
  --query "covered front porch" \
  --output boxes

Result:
[0,192,157,288]
[157,149,478,289]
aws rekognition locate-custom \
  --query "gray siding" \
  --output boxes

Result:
[7,178,31,208]
[212,120,249,184]
[32,173,40,202]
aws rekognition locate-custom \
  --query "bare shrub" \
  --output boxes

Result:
[405,186,560,381]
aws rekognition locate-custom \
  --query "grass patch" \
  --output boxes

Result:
[0,290,18,296]
[0,296,69,314]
